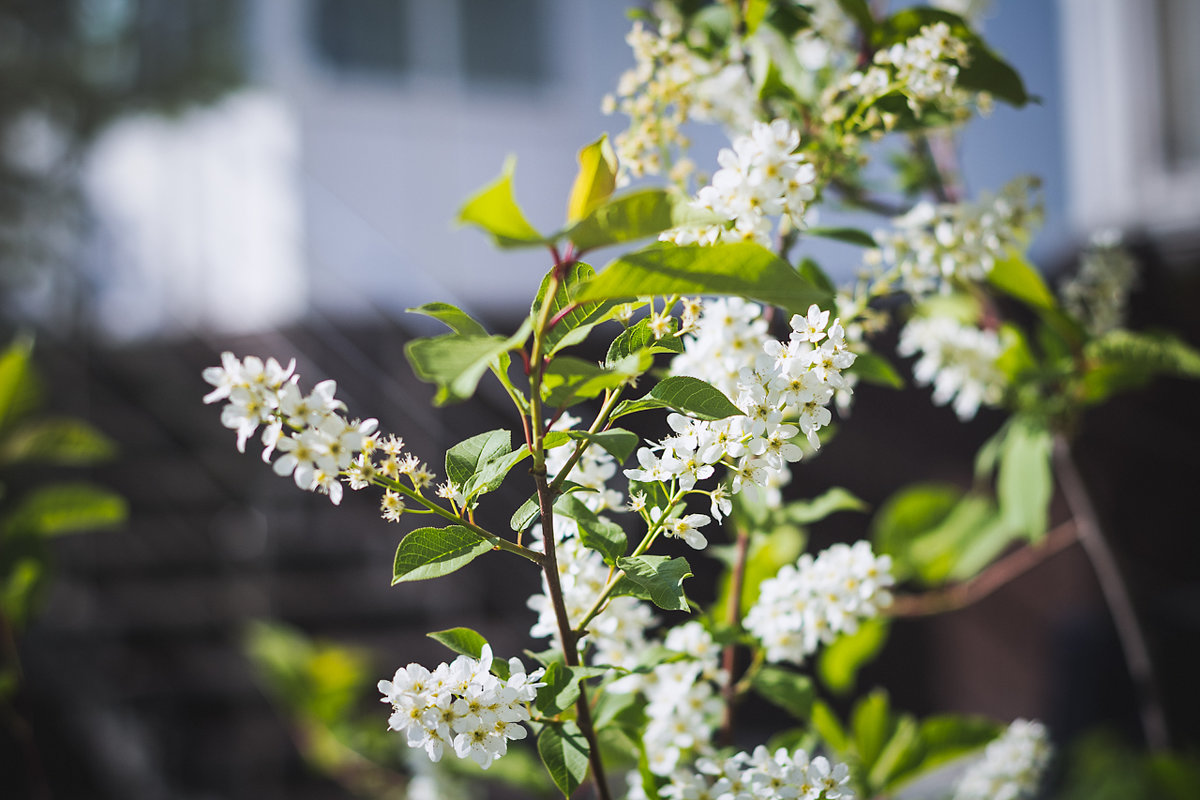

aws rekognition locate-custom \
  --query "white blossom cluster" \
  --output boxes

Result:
[669,297,772,399]
[1060,229,1138,336]
[662,119,817,248]
[202,352,379,505]
[377,645,544,770]
[867,177,1042,299]
[604,17,755,184]
[656,745,854,800]
[897,315,1006,421]
[546,412,624,513]
[625,302,855,530]
[744,541,894,666]
[610,621,726,776]
[953,719,1052,800]
[876,22,971,112]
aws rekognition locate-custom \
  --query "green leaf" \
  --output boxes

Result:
[0,418,116,466]
[556,495,627,566]
[908,494,1000,585]
[580,242,833,314]
[541,353,647,408]
[988,252,1056,310]
[533,262,621,355]
[566,135,618,223]
[847,351,905,389]
[807,226,878,248]
[871,483,962,582]
[818,618,889,695]
[613,375,744,422]
[564,429,639,464]
[538,721,590,798]
[613,555,692,612]
[407,302,488,336]
[392,525,492,583]
[427,627,510,680]
[743,0,770,34]
[853,690,895,772]
[0,336,39,433]
[457,156,546,248]
[533,663,607,717]
[869,715,922,792]
[752,666,815,720]
[786,487,868,525]
[997,417,1053,541]
[1,557,45,629]
[405,333,513,405]
[445,429,512,488]
[566,189,687,253]
[1085,329,1200,389]
[3,483,126,538]
[511,495,542,533]
[811,700,849,753]
[605,317,684,366]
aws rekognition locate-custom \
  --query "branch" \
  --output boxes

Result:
[1052,435,1171,751]
[886,520,1078,617]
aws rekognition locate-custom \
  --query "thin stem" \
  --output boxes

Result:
[373,478,543,565]
[886,520,1079,617]
[528,261,614,800]
[548,388,626,496]
[1052,435,1170,751]
[719,525,752,746]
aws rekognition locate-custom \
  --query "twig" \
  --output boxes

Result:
[886,520,1078,617]
[1052,435,1170,751]
[719,526,752,746]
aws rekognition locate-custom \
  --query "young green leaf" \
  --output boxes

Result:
[406,302,488,336]
[0,336,39,432]
[751,666,815,720]
[613,555,693,612]
[988,252,1057,310]
[425,627,510,680]
[392,525,493,583]
[538,721,590,798]
[541,353,648,408]
[580,242,833,314]
[457,156,547,248]
[853,690,896,772]
[818,618,890,695]
[997,417,1053,541]
[566,135,618,223]
[3,483,126,538]
[785,487,868,525]
[566,189,683,253]
[0,418,116,466]
[871,482,962,582]
[404,333,513,405]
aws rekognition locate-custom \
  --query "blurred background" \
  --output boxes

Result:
[0,0,1197,797]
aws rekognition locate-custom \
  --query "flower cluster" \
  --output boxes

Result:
[662,119,817,248]
[377,645,544,770]
[953,718,1052,800]
[611,621,726,775]
[744,541,894,666]
[1060,229,1138,336]
[866,177,1042,298]
[654,746,854,800]
[898,315,1006,421]
[604,18,755,184]
[202,353,378,505]
[876,22,971,112]
[625,302,854,527]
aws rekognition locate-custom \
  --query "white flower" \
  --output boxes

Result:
[898,315,1006,420]
[953,719,1052,800]
[665,512,712,550]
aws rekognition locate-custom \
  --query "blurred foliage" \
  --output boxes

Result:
[0,336,125,697]
[1053,730,1200,800]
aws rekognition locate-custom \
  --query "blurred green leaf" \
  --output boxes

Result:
[566,135,617,223]
[988,252,1056,310]
[752,666,815,720]
[457,156,546,248]
[871,482,961,582]
[3,483,126,539]
[407,302,488,336]
[997,417,1053,542]
[847,351,905,389]
[0,418,116,466]
[819,618,890,695]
